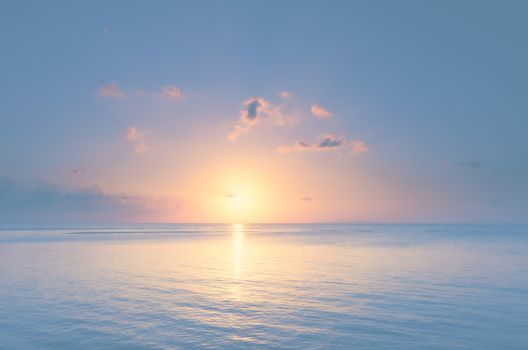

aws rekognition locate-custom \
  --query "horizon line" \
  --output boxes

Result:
[1,221,527,227]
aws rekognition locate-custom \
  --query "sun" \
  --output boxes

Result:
[226,193,248,212]
[223,187,254,222]
[198,164,285,223]
[215,177,266,223]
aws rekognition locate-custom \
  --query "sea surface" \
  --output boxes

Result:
[0,224,527,349]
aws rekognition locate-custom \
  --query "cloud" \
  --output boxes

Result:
[244,97,264,121]
[280,91,292,100]
[97,83,186,101]
[125,127,147,154]
[300,196,312,201]
[277,134,344,153]
[228,96,299,141]
[72,168,86,175]
[311,104,331,118]
[350,140,370,155]
[317,134,345,148]
[0,177,180,223]
[161,85,184,100]
[455,161,481,169]
[98,82,127,98]
[278,134,369,156]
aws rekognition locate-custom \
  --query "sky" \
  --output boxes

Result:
[0,0,527,223]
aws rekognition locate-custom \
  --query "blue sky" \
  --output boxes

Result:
[0,1,527,223]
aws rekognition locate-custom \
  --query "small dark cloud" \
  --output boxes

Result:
[456,161,482,169]
[318,135,345,148]
[278,134,353,154]
[246,99,261,121]
[300,196,312,201]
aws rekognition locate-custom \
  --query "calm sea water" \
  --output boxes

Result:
[0,224,527,349]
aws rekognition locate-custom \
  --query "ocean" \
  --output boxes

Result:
[0,224,527,349]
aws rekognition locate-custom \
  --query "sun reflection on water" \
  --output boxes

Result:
[232,223,245,279]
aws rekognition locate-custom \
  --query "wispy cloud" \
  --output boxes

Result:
[311,104,331,118]
[300,196,312,201]
[98,82,127,98]
[72,168,86,175]
[98,83,186,101]
[278,134,369,156]
[161,85,184,100]
[350,140,370,155]
[455,161,482,169]
[125,127,147,154]
[228,96,299,141]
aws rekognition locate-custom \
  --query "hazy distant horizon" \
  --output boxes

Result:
[2,221,528,225]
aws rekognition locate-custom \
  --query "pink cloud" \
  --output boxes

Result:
[125,127,148,154]
[161,85,184,100]
[350,140,369,155]
[311,104,331,118]
[279,90,292,100]
[98,82,126,98]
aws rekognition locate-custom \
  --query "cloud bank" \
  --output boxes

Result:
[0,177,178,223]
